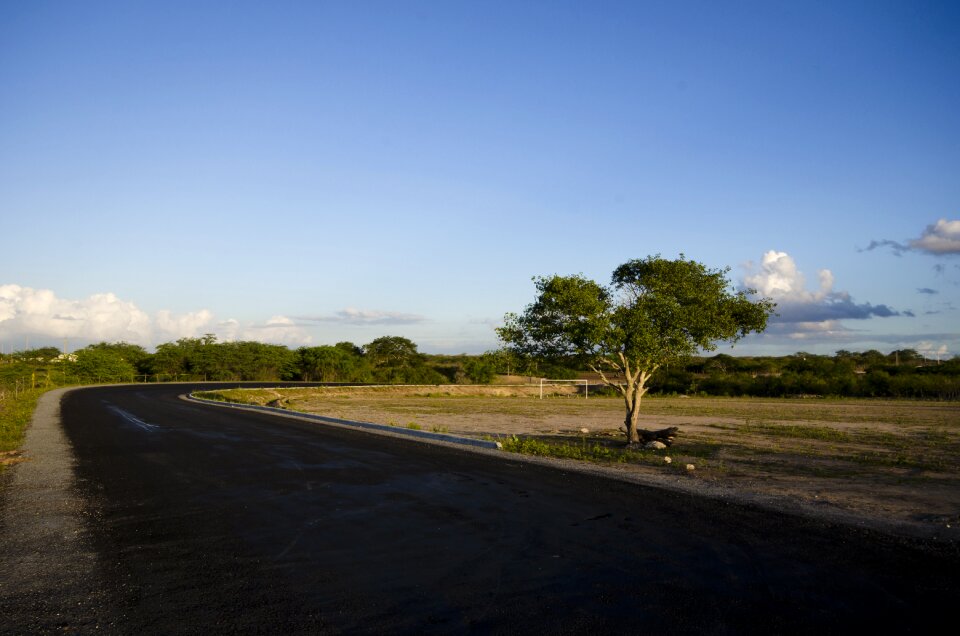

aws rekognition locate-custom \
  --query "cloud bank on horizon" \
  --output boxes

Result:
[0,219,960,355]
[0,284,316,349]
[1,218,957,356]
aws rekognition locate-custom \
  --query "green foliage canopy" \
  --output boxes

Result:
[363,336,421,368]
[295,345,371,382]
[362,336,447,384]
[73,347,137,381]
[499,255,774,372]
[498,255,776,442]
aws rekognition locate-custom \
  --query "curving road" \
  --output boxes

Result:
[2,384,958,633]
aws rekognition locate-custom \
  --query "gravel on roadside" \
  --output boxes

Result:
[0,388,114,633]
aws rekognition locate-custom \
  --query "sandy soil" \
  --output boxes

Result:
[210,385,960,539]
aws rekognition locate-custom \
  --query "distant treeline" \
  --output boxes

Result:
[649,350,960,400]
[499,348,960,400]
[1,339,957,400]
[0,335,498,387]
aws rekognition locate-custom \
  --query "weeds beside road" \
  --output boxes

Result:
[0,388,48,468]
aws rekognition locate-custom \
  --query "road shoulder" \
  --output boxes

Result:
[0,387,111,631]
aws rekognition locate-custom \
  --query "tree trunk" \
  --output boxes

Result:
[593,358,671,445]
[623,391,641,444]
[622,369,648,443]
[622,369,677,446]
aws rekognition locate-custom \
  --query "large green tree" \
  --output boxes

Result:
[83,342,151,374]
[363,336,421,368]
[72,346,138,382]
[363,336,446,384]
[498,255,775,444]
[295,345,371,382]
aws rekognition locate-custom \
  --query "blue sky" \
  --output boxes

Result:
[2,1,958,357]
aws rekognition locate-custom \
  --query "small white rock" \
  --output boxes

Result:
[579,428,590,434]
[685,464,695,471]
[644,440,667,450]
[663,456,672,464]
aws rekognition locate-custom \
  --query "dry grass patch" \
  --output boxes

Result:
[0,450,26,467]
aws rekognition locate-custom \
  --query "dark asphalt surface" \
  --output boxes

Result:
[2,384,958,633]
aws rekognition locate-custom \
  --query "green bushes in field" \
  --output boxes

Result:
[648,350,960,400]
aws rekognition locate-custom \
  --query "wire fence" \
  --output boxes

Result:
[0,373,232,410]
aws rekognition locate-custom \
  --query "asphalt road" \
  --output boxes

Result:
[2,384,958,634]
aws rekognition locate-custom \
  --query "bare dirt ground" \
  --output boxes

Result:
[207,385,960,538]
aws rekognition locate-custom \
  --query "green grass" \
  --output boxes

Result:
[497,434,721,477]
[742,422,853,442]
[846,450,950,471]
[672,440,723,458]
[0,388,46,463]
[502,435,632,462]
[498,434,699,469]
[192,390,233,403]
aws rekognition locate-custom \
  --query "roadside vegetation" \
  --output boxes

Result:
[0,357,62,467]
[0,388,45,462]
[3,338,956,398]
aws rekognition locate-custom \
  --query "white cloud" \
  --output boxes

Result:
[909,218,960,255]
[216,315,313,346]
[297,307,427,325]
[863,218,960,256]
[243,315,313,345]
[216,319,242,341]
[0,284,152,344]
[0,284,312,349]
[743,251,833,303]
[742,251,904,338]
[155,309,215,340]
[764,320,854,341]
[913,341,950,360]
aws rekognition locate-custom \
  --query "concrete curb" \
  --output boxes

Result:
[182,393,504,451]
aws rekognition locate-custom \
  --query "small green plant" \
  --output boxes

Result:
[193,390,227,402]
[501,434,660,465]
[193,390,246,405]
[406,422,422,430]
[431,424,449,433]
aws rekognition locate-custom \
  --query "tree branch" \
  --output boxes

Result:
[589,363,626,396]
